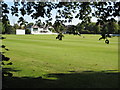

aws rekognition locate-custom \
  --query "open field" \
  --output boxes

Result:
[2,34,119,88]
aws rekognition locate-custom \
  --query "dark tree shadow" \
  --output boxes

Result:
[2,70,119,88]
[2,68,21,73]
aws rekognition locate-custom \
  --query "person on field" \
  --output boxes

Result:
[56,33,64,40]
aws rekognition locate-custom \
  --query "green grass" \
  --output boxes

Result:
[2,34,119,88]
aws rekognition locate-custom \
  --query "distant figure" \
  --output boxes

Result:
[99,34,110,44]
[56,33,64,40]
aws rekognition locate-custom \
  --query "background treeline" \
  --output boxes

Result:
[0,22,33,34]
[0,21,120,35]
[65,22,119,34]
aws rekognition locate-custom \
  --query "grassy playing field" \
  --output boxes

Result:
[2,34,119,88]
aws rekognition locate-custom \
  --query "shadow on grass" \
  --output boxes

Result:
[2,68,21,72]
[2,69,119,88]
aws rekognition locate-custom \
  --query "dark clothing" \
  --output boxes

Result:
[56,33,64,40]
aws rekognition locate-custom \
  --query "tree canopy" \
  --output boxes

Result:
[1,1,120,36]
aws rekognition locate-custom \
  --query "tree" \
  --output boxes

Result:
[5,24,16,34]
[118,21,120,34]
[48,27,55,33]
[84,23,94,34]
[2,1,120,25]
[67,25,78,35]
[76,22,101,34]
[13,23,20,29]
[107,21,118,34]
[35,19,42,27]
[0,22,5,34]
[92,2,120,42]
[53,20,66,33]
[1,1,13,80]
[1,1,120,43]
[76,23,84,34]
[26,23,34,28]
[17,17,28,28]
[94,24,101,34]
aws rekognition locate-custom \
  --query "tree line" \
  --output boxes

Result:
[1,1,120,37]
[64,22,119,34]
[1,21,119,35]
[0,22,32,34]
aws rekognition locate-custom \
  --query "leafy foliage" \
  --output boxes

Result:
[53,20,66,33]
[0,22,5,34]
[1,1,120,43]
[2,2,120,24]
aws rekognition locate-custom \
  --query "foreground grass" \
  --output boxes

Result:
[2,34,119,88]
